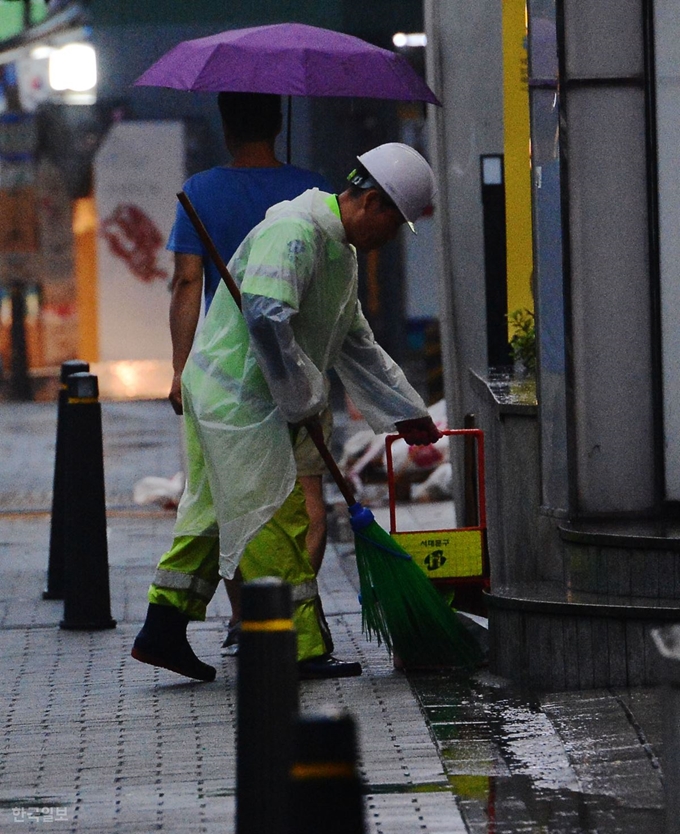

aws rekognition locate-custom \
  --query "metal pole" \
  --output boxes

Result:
[9,282,31,401]
[463,413,479,527]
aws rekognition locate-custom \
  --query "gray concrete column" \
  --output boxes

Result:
[424,0,504,430]
[560,0,656,514]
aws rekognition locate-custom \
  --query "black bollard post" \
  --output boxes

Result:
[59,372,116,630]
[44,359,90,599]
[289,709,366,834]
[237,577,297,834]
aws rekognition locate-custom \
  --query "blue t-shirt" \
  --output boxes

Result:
[168,164,332,310]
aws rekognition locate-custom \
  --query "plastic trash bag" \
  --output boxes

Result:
[133,472,185,510]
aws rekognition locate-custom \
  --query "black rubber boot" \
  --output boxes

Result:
[314,595,335,655]
[131,603,216,682]
[298,654,362,680]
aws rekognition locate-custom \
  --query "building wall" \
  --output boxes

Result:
[424,0,504,428]
[559,0,656,514]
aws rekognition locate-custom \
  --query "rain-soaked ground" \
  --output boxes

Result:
[0,398,669,832]
[410,668,665,833]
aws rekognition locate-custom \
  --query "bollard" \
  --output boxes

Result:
[289,709,366,834]
[59,372,116,630]
[237,577,297,834]
[652,625,680,834]
[44,359,90,599]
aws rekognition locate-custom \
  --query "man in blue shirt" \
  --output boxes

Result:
[166,91,331,656]
[168,92,330,414]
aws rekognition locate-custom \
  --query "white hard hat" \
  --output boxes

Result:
[354,142,436,231]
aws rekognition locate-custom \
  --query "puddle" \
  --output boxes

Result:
[409,670,664,832]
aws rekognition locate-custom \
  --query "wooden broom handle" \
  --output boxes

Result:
[303,419,357,507]
[176,191,358,509]
[177,191,242,310]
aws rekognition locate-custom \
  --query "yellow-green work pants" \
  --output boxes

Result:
[148,481,327,662]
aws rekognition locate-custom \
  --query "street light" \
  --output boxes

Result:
[48,42,96,93]
[392,33,428,48]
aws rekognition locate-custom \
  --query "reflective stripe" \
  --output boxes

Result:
[291,579,318,604]
[153,573,315,605]
[152,569,218,602]
[290,762,355,780]
[242,618,294,632]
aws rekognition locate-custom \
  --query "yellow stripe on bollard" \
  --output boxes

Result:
[290,762,355,780]
[67,397,99,405]
[242,618,294,632]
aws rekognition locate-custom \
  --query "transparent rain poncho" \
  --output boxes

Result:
[174,189,429,578]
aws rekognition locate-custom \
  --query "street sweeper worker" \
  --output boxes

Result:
[132,142,442,682]
[166,91,332,652]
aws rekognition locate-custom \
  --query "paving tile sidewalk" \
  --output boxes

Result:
[0,510,466,833]
[0,401,670,833]
[0,401,468,832]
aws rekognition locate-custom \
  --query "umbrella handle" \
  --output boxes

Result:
[176,191,358,509]
[177,192,242,310]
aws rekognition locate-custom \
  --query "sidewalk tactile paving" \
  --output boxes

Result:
[0,401,669,832]
[366,792,467,834]
[299,612,449,791]
[0,601,465,832]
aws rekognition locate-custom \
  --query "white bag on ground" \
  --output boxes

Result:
[133,472,185,509]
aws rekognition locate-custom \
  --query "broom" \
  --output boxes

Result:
[303,421,483,668]
[177,191,484,669]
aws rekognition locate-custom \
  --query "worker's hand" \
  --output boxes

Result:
[169,373,183,415]
[395,416,442,446]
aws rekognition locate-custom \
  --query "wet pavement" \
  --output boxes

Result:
[0,399,668,832]
[415,674,663,832]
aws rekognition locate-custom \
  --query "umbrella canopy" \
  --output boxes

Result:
[134,22,440,105]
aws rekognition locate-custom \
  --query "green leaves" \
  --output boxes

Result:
[508,308,536,374]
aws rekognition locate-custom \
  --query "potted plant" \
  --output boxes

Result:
[508,308,536,378]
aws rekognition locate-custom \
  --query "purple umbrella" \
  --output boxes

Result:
[134,22,440,105]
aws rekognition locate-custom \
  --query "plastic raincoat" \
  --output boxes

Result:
[173,189,429,579]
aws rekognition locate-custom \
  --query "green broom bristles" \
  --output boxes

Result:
[349,503,484,669]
